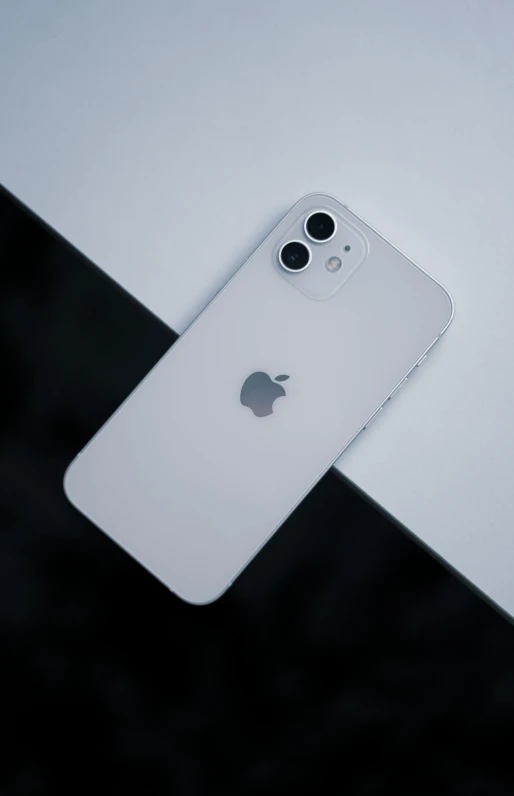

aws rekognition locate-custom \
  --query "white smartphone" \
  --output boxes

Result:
[64,194,453,604]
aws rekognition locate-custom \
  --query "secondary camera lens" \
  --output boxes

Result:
[304,211,337,242]
[279,240,311,272]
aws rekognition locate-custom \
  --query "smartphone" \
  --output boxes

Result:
[64,194,453,604]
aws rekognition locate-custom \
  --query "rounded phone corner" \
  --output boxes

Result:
[63,456,80,508]
[440,284,455,334]
[428,276,454,338]
[290,191,347,213]
[173,577,234,607]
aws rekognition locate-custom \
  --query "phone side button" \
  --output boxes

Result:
[416,355,427,367]
[363,406,383,429]
[387,377,407,401]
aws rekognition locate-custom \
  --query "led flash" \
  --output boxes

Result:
[326,256,342,272]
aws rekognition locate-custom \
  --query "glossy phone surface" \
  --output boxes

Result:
[64,194,453,604]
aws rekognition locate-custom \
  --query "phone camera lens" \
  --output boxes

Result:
[304,211,337,242]
[279,240,312,272]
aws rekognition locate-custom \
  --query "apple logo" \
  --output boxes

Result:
[240,372,290,417]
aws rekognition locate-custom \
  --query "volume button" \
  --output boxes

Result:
[364,406,383,429]
[388,377,407,401]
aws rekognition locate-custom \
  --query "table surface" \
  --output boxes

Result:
[2,1,514,616]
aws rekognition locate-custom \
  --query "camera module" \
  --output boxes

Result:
[279,240,312,272]
[304,211,337,242]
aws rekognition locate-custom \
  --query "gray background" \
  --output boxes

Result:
[2,1,514,613]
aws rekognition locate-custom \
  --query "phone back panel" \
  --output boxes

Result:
[64,194,452,603]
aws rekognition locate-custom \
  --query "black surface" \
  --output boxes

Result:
[1,187,514,795]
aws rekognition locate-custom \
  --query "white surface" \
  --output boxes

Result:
[2,1,514,614]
